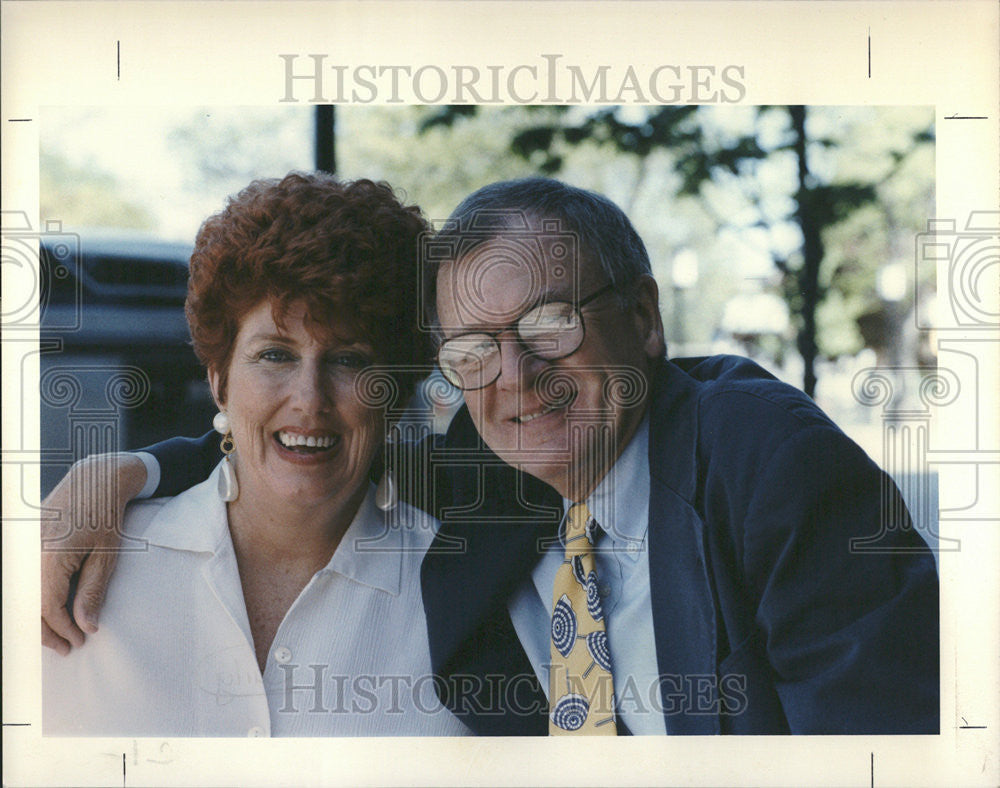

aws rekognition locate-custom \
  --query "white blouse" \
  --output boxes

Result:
[43,465,471,737]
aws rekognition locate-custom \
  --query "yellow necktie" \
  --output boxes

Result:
[549,502,617,734]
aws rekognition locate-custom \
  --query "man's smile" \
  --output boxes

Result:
[514,404,558,424]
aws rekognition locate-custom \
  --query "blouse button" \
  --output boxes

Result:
[274,646,292,664]
[247,726,265,737]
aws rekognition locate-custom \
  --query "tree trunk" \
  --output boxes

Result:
[790,106,821,398]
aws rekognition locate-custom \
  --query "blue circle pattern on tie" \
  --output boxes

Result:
[549,504,617,735]
[551,594,578,657]
[586,631,613,672]
[586,571,603,621]
[551,693,589,731]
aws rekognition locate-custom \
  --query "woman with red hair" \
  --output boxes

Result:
[43,173,469,737]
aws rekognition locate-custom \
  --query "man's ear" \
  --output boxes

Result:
[633,275,666,359]
[207,367,225,410]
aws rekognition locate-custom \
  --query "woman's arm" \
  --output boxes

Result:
[41,433,220,653]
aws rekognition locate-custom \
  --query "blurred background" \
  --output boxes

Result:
[36,104,936,497]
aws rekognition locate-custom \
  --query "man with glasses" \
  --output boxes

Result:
[41,178,939,736]
[419,179,938,736]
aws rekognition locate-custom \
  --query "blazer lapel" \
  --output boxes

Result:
[421,406,561,736]
[646,360,721,734]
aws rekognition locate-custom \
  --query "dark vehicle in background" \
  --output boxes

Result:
[39,231,216,496]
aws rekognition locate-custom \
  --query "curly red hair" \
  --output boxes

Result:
[185,172,430,405]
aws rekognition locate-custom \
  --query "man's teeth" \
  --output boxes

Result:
[278,431,336,449]
[518,405,555,424]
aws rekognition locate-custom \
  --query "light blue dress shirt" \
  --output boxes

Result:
[507,414,667,734]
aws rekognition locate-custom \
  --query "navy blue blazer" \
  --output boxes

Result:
[418,356,939,735]
[146,356,939,736]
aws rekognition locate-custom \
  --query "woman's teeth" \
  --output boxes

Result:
[277,431,336,450]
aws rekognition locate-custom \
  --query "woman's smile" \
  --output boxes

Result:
[273,428,342,464]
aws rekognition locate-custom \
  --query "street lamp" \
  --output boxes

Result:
[670,249,699,353]
[876,261,907,303]
[875,260,909,406]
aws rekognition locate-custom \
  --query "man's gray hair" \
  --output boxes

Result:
[423,177,652,331]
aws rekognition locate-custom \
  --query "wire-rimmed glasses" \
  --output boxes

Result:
[437,284,615,391]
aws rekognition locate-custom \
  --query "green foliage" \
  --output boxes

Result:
[417,105,480,133]
[802,184,879,228]
[335,106,544,222]
[38,103,933,391]
[166,108,313,194]
[40,151,155,231]
[417,104,934,393]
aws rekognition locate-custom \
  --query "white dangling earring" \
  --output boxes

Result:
[213,411,239,503]
[375,467,397,511]
[375,426,398,511]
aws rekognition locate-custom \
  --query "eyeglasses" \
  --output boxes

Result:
[437,284,615,391]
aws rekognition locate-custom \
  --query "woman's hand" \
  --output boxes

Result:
[40,454,148,654]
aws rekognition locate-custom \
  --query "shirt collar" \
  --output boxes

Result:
[563,412,650,561]
[325,482,405,596]
[141,464,229,553]
[143,463,407,596]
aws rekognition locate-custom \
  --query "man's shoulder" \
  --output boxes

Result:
[667,355,838,436]
[650,355,855,489]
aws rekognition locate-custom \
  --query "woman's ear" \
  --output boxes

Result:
[207,367,225,410]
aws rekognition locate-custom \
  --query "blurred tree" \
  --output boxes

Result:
[821,108,936,367]
[335,105,544,221]
[166,108,313,198]
[421,105,933,397]
[40,150,156,230]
